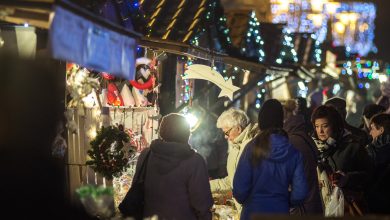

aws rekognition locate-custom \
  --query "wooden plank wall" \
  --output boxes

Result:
[67,107,159,202]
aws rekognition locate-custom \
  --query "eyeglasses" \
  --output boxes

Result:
[223,127,234,137]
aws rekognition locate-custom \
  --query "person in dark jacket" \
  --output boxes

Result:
[325,97,369,146]
[233,99,308,220]
[311,105,373,215]
[133,113,213,220]
[365,113,390,214]
[283,100,323,215]
[361,104,386,138]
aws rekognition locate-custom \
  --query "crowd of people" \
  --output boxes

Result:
[126,96,390,220]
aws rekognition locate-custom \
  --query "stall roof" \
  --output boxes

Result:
[0,0,315,78]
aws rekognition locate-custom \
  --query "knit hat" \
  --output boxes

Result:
[159,113,190,144]
[325,97,347,119]
[258,99,284,130]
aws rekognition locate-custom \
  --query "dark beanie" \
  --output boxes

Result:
[325,97,347,118]
[258,99,284,130]
[159,113,190,144]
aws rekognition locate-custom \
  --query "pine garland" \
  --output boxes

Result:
[86,126,131,180]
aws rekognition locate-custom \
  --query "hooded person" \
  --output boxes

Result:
[130,113,213,220]
[233,99,308,220]
[325,97,368,146]
[210,108,259,212]
[283,100,323,214]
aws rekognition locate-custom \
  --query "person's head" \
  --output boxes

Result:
[369,113,390,140]
[216,108,249,142]
[258,99,284,130]
[311,105,344,141]
[282,99,297,121]
[252,99,286,166]
[325,97,347,120]
[363,104,386,130]
[159,113,190,144]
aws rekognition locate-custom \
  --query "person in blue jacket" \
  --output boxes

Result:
[233,99,308,220]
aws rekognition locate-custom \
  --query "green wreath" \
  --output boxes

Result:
[86,125,131,180]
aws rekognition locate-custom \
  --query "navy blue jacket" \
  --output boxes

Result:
[233,134,308,220]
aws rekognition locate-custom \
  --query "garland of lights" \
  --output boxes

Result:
[86,126,131,180]
[180,58,193,104]
[241,11,265,62]
[312,34,322,65]
[276,30,298,64]
[190,0,232,51]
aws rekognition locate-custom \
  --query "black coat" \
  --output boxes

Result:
[365,134,390,214]
[319,134,373,192]
[284,115,323,214]
[135,139,213,220]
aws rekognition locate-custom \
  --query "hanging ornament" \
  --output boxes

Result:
[129,75,155,90]
[102,72,115,80]
[120,84,135,107]
[107,83,124,106]
[183,64,240,101]
[131,87,148,107]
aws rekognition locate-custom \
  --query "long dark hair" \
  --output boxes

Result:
[251,128,288,166]
[311,105,344,140]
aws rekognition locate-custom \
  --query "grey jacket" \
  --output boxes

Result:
[135,139,213,220]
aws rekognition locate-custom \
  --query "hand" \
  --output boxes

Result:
[331,171,348,187]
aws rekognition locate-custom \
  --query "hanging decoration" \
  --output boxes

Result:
[106,83,124,106]
[102,72,115,80]
[183,64,240,101]
[120,84,135,107]
[179,57,193,105]
[86,125,134,180]
[66,63,100,108]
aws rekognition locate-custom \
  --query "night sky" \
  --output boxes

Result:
[372,0,390,63]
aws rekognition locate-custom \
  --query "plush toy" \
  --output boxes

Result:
[129,58,159,106]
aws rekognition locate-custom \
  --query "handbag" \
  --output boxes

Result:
[118,150,151,220]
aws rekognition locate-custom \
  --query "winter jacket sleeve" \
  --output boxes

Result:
[232,145,253,204]
[345,143,374,190]
[210,176,231,192]
[188,154,213,220]
[290,152,308,206]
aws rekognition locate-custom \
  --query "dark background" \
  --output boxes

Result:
[372,0,390,63]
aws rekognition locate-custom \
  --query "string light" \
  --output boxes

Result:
[312,34,322,64]
[270,1,376,56]
[180,57,193,104]
[275,30,298,64]
[241,11,265,62]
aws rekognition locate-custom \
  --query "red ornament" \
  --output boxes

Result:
[102,72,115,80]
[129,76,155,90]
[107,83,124,106]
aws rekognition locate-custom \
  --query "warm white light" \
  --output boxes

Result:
[338,13,350,25]
[185,113,198,128]
[326,2,340,15]
[308,14,323,27]
[311,0,327,12]
[379,75,388,83]
[298,81,305,90]
[335,22,345,34]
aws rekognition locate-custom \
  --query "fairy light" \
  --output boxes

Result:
[275,30,298,64]
[241,11,265,62]
[270,1,376,56]
[180,57,193,104]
